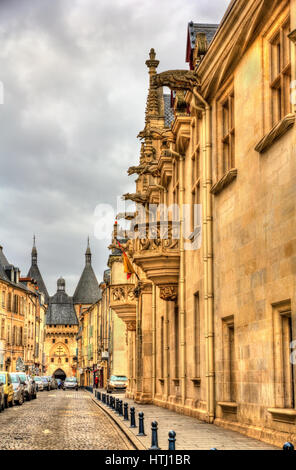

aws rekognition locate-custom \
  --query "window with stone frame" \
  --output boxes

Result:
[1,318,5,340]
[272,301,295,409]
[222,315,236,403]
[190,117,201,234]
[7,292,11,312]
[270,17,291,127]
[172,157,179,207]
[2,291,5,308]
[220,90,235,178]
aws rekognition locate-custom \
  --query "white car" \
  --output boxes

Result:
[63,377,78,390]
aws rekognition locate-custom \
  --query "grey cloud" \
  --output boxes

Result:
[0,0,230,295]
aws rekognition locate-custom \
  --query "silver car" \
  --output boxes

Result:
[33,376,44,391]
[41,377,50,391]
[10,373,25,405]
[63,377,78,390]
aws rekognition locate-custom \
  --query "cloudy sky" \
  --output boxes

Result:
[0,0,229,296]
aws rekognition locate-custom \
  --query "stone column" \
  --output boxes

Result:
[138,282,153,403]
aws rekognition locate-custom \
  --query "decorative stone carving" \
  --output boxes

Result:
[126,321,136,332]
[111,284,135,304]
[109,283,136,325]
[133,221,180,289]
[128,162,159,177]
[122,193,148,204]
[152,69,200,91]
[160,285,178,301]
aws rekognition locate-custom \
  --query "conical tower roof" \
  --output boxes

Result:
[27,236,49,303]
[73,238,101,305]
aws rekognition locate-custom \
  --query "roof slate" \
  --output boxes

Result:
[163,94,174,127]
[73,242,101,305]
[73,264,101,304]
[188,22,219,50]
[46,290,78,325]
[27,264,49,303]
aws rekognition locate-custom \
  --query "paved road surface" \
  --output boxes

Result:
[0,389,130,450]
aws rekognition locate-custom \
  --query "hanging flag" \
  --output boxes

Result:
[115,238,137,280]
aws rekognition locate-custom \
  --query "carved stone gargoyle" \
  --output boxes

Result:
[127,162,159,177]
[122,193,148,204]
[152,70,200,91]
[127,164,146,176]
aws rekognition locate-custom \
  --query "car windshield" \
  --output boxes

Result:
[65,378,77,382]
[18,374,27,382]
[41,378,48,382]
[34,377,41,381]
[110,376,127,381]
[0,374,6,384]
[10,374,19,383]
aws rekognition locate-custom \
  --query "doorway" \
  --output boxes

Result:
[53,368,66,381]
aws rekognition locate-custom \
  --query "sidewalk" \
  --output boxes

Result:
[91,388,278,450]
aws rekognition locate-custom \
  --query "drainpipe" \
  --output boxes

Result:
[179,152,186,406]
[192,88,214,424]
[152,283,156,399]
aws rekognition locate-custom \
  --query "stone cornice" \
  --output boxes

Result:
[211,168,238,195]
[255,114,295,153]
[198,0,283,100]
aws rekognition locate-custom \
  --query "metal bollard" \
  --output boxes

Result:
[137,412,146,436]
[283,442,295,451]
[103,393,106,404]
[124,403,129,421]
[112,397,115,410]
[168,430,176,450]
[108,395,112,408]
[98,391,101,400]
[149,421,160,450]
[119,400,123,416]
[130,407,136,428]
[115,398,120,414]
[107,395,110,406]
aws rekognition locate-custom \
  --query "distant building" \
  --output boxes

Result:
[0,243,43,373]
[44,277,78,380]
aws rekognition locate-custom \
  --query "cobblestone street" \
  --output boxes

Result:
[0,390,131,450]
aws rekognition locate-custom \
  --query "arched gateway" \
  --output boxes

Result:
[53,369,66,381]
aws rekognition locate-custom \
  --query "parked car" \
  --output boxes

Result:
[0,371,14,407]
[63,377,78,391]
[0,380,5,412]
[106,375,128,393]
[15,373,37,401]
[10,373,25,405]
[47,376,57,390]
[41,377,50,391]
[33,376,44,391]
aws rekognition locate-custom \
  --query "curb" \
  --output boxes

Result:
[90,394,147,450]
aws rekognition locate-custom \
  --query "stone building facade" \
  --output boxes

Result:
[44,277,79,379]
[0,243,46,374]
[110,0,296,447]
